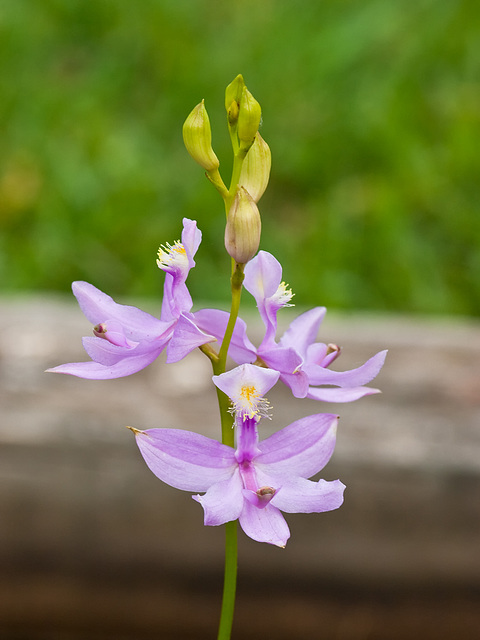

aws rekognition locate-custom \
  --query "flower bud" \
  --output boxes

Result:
[239,132,271,202]
[225,74,245,113]
[225,187,261,264]
[237,86,261,148]
[226,99,239,126]
[182,100,219,171]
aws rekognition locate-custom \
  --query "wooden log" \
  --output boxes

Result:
[1,297,479,639]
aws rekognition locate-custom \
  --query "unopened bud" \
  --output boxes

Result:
[182,100,219,171]
[239,132,271,202]
[225,74,245,113]
[237,86,261,148]
[226,99,239,126]
[225,187,261,264]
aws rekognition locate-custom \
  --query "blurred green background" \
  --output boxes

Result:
[1,0,479,314]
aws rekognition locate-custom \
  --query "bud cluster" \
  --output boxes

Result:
[182,74,271,266]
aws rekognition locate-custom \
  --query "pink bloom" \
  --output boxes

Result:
[195,251,386,402]
[47,219,215,379]
[131,364,345,547]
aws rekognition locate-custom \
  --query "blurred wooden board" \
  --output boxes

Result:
[1,296,479,639]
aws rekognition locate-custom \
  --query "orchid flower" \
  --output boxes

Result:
[130,364,345,547]
[47,218,216,379]
[195,251,386,402]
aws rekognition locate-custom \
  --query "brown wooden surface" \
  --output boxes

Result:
[1,296,479,639]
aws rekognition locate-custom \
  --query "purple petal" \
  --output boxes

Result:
[244,252,289,348]
[46,348,164,379]
[239,501,290,547]
[193,469,244,526]
[181,218,202,269]
[166,313,216,363]
[244,251,283,302]
[193,309,257,363]
[72,281,165,339]
[271,477,345,513]
[256,413,339,478]
[307,385,381,402]
[213,364,280,402]
[133,428,236,491]
[161,275,193,321]
[82,335,168,367]
[278,307,326,357]
[259,347,309,398]
[304,350,387,386]
[278,371,309,399]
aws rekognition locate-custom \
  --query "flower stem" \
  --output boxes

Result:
[210,263,244,639]
[214,262,244,446]
[212,117,250,640]
[217,520,238,640]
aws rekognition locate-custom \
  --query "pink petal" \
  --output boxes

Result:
[278,307,326,357]
[46,348,163,379]
[213,364,280,402]
[256,413,339,478]
[133,428,236,492]
[193,309,257,363]
[72,281,166,339]
[304,350,387,386]
[307,386,381,402]
[244,251,283,301]
[161,276,193,320]
[166,313,216,363]
[259,347,308,398]
[271,477,345,513]
[82,336,166,367]
[238,501,290,547]
[181,218,202,269]
[193,470,244,526]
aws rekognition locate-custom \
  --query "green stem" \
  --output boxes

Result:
[211,117,250,640]
[210,265,244,638]
[224,138,250,215]
[213,263,244,446]
[217,520,238,640]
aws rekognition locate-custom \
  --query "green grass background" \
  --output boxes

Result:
[1,0,479,314]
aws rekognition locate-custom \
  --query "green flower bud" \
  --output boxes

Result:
[237,86,261,149]
[225,187,261,265]
[225,74,245,112]
[239,132,271,203]
[182,100,219,171]
[226,99,239,126]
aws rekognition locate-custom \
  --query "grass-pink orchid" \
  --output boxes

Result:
[195,250,386,402]
[130,364,345,547]
[47,218,216,379]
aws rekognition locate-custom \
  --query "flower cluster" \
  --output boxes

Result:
[48,75,385,547]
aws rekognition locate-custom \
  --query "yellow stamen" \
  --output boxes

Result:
[233,384,272,421]
[156,241,188,269]
[240,384,259,404]
[273,281,294,306]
